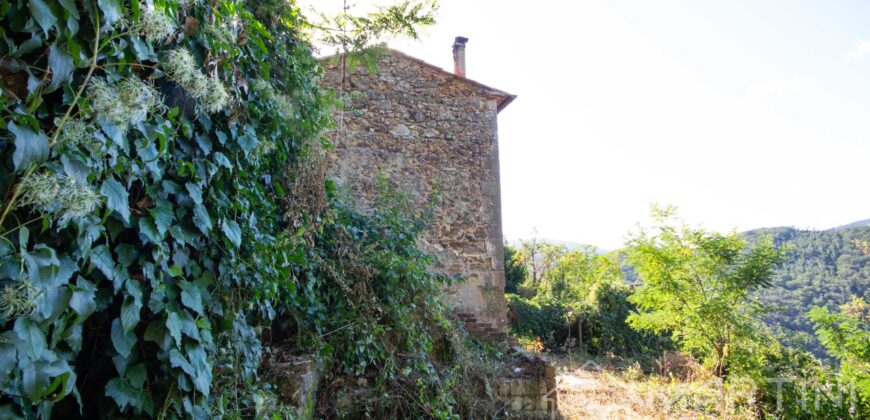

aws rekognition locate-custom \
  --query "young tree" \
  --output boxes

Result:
[626,206,784,378]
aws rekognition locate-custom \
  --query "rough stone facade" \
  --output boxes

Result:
[322,49,514,329]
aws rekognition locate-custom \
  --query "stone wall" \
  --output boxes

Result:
[322,51,512,328]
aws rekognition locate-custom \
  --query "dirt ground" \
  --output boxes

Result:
[555,358,661,419]
[551,355,756,420]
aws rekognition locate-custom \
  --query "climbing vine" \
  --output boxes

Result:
[0,0,331,417]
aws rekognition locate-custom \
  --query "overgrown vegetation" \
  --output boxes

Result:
[505,242,669,360]
[0,0,514,418]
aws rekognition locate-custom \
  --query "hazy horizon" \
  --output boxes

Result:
[305,0,870,249]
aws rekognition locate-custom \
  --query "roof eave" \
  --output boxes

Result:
[319,49,517,112]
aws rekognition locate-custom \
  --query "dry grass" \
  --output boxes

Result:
[552,355,759,420]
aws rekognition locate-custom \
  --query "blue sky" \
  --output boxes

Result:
[305,0,870,249]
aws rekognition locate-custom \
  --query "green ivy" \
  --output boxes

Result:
[0,0,332,417]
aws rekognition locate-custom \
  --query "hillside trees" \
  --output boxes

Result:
[745,225,870,357]
[626,207,785,378]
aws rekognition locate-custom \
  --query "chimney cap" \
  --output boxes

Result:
[453,36,469,46]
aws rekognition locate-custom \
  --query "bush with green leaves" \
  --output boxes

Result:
[506,293,571,349]
[734,330,870,418]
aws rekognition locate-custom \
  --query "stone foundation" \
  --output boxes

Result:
[498,349,558,419]
[264,353,321,419]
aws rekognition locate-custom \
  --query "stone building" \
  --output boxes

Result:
[322,38,515,329]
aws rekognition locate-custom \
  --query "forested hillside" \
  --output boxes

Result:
[744,222,870,356]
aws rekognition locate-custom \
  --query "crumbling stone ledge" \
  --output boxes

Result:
[497,347,558,418]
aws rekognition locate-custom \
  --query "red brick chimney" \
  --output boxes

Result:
[452,36,468,77]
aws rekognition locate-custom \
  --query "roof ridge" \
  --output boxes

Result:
[320,48,516,112]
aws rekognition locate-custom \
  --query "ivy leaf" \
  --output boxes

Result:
[187,344,211,395]
[121,296,141,334]
[127,363,147,390]
[14,318,46,360]
[97,0,123,26]
[48,43,73,90]
[22,244,59,286]
[180,283,204,315]
[238,132,259,154]
[37,287,70,322]
[105,377,136,411]
[58,0,79,19]
[138,218,162,244]
[115,244,139,268]
[169,349,194,376]
[8,122,49,172]
[110,318,136,358]
[150,201,174,236]
[22,361,49,401]
[54,256,78,287]
[166,311,182,346]
[143,320,166,345]
[192,204,212,234]
[0,337,18,382]
[101,178,131,223]
[179,312,200,341]
[220,219,242,248]
[186,184,203,205]
[214,152,233,170]
[29,0,57,35]
[90,245,115,280]
[69,278,97,319]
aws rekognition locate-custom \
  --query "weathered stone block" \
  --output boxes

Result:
[265,354,321,419]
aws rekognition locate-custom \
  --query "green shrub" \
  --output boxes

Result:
[506,293,571,349]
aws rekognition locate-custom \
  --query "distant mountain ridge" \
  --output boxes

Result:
[832,218,870,231]
[508,239,608,254]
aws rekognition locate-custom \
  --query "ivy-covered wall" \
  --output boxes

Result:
[0,0,334,417]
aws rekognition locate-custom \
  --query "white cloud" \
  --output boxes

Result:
[846,39,870,61]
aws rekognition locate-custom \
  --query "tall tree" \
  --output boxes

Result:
[626,206,785,378]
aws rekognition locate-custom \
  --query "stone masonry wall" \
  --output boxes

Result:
[322,52,508,329]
